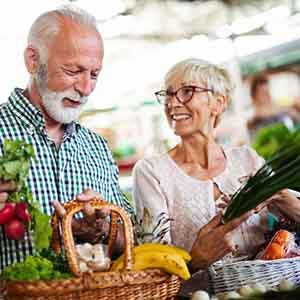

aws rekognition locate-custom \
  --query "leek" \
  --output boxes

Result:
[223,132,300,223]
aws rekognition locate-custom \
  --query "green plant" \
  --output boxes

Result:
[252,123,292,160]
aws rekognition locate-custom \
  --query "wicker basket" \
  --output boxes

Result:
[209,256,300,294]
[3,199,181,300]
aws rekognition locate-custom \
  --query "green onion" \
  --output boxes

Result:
[223,131,300,223]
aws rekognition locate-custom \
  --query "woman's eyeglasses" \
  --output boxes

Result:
[155,85,213,105]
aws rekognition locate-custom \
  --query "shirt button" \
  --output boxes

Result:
[27,125,35,135]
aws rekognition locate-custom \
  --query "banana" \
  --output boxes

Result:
[134,243,191,263]
[111,244,191,280]
[135,250,190,280]
[113,249,190,280]
[111,243,191,271]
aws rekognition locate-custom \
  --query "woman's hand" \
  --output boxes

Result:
[266,189,300,222]
[0,180,17,210]
[190,212,250,270]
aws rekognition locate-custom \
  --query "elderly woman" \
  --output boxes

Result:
[133,58,300,271]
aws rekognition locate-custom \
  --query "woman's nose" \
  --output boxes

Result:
[166,94,183,108]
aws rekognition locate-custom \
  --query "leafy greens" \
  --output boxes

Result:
[0,139,52,250]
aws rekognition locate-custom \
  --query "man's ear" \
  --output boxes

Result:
[24,47,39,74]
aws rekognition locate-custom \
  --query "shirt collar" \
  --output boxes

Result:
[8,88,81,137]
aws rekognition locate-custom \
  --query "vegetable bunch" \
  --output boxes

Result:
[0,139,52,249]
[223,132,300,223]
[2,254,71,281]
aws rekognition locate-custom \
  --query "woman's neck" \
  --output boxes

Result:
[170,135,224,170]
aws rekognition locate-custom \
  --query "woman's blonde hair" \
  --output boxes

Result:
[164,58,234,127]
[165,58,233,104]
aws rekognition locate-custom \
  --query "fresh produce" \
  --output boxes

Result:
[112,242,191,270]
[38,248,70,274]
[133,208,173,244]
[4,218,25,240]
[223,132,300,223]
[0,202,16,224]
[191,290,210,300]
[2,254,71,281]
[0,139,52,249]
[111,243,191,280]
[191,280,300,299]
[76,243,111,272]
[252,123,292,160]
[15,202,32,222]
[260,230,292,260]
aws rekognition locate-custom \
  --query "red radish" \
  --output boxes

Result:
[15,203,31,222]
[4,218,25,240]
[0,202,16,225]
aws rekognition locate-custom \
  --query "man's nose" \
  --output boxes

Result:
[74,73,94,97]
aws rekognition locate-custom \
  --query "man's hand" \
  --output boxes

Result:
[190,212,251,270]
[52,189,124,256]
[0,180,17,210]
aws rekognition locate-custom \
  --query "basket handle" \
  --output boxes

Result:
[51,199,134,276]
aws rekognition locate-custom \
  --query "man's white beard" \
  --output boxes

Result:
[35,63,88,124]
[41,89,88,124]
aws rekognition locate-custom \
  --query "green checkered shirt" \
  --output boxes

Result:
[0,88,134,272]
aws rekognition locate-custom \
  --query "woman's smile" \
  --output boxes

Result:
[170,112,192,121]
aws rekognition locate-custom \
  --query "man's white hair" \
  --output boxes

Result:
[27,5,99,61]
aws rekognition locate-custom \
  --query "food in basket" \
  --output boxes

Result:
[2,252,71,281]
[191,280,299,299]
[3,200,182,300]
[259,230,294,260]
[76,243,110,272]
[223,133,300,223]
[111,242,191,280]
[0,139,52,248]
[191,290,210,300]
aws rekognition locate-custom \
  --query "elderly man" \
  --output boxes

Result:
[0,6,133,271]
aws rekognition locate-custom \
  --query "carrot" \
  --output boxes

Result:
[261,230,291,260]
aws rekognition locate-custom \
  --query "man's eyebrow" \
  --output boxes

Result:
[62,64,101,72]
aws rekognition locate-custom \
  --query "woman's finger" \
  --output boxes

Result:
[197,214,223,238]
[222,211,251,233]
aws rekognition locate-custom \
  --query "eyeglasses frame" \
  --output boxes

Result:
[155,85,214,105]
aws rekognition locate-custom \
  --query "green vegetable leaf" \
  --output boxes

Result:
[0,139,52,250]
[31,206,52,251]
[2,255,71,281]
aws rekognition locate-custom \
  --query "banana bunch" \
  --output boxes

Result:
[111,243,191,280]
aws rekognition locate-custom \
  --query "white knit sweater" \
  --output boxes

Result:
[133,145,269,257]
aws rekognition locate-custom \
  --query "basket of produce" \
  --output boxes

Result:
[191,280,300,300]
[2,198,191,300]
[209,133,300,294]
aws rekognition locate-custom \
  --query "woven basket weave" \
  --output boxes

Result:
[209,256,300,294]
[3,199,181,300]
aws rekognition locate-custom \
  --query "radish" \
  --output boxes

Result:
[15,203,31,222]
[4,218,25,240]
[0,202,16,224]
